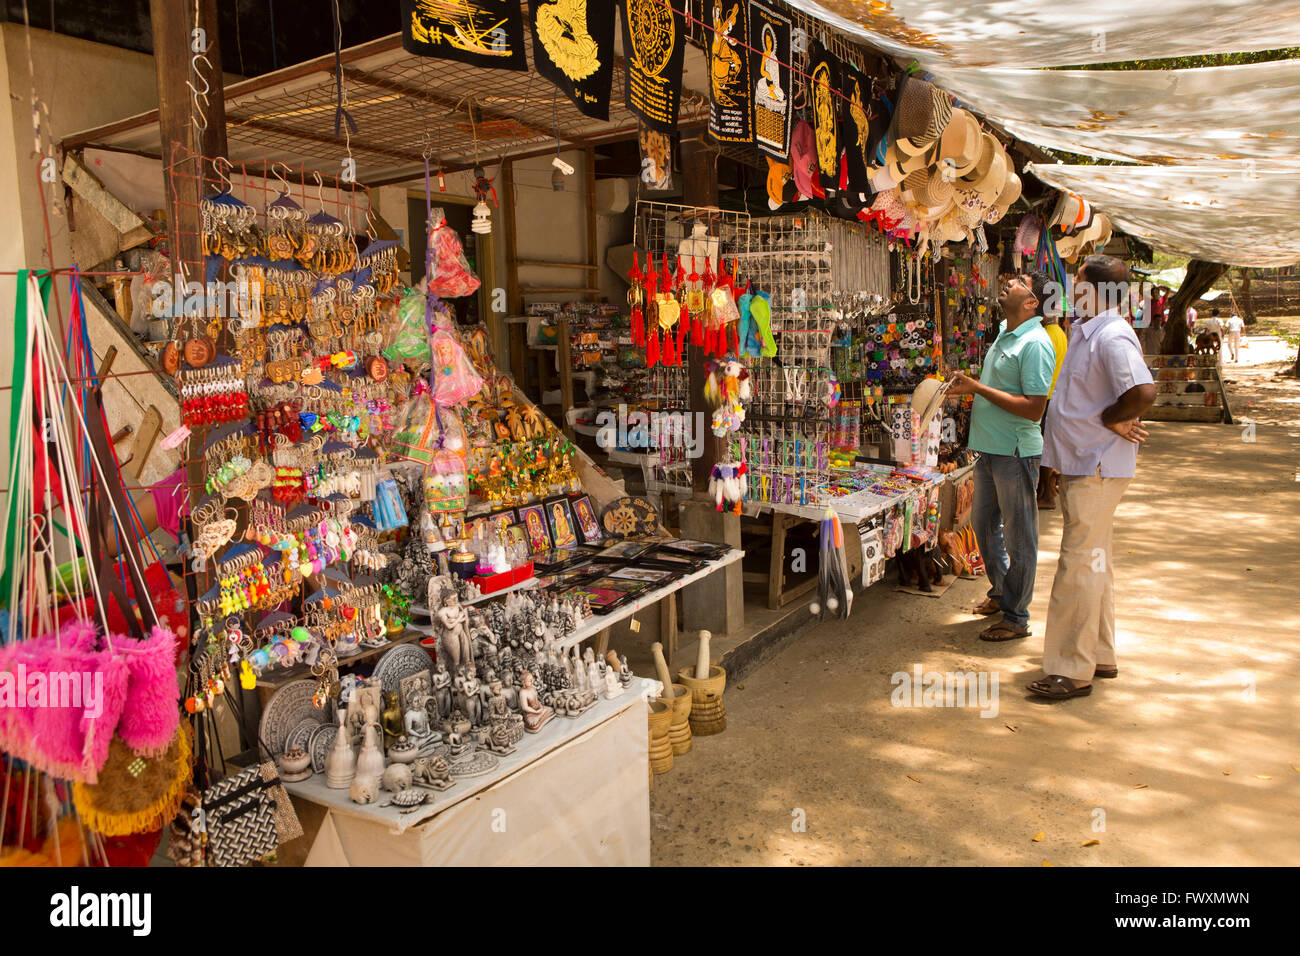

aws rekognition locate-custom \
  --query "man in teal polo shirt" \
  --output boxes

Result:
[948,271,1057,641]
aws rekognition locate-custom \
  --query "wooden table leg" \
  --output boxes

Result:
[660,592,678,674]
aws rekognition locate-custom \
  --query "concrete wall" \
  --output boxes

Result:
[0,26,164,561]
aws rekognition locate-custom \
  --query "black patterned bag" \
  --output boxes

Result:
[199,766,280,867]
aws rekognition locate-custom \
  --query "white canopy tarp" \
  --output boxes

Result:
[784,0,1300,69]
[925,59,1300,164]
[1026,162,1300,266]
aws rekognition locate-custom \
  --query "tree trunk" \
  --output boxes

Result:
[1159,259,1230,353]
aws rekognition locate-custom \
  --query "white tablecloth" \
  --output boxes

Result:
[298,691,650,866]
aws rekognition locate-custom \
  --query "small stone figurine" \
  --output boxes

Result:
[518,670,554,733]
[436,589,473,671]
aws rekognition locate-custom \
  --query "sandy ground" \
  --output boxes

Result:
[650,335,1300,866]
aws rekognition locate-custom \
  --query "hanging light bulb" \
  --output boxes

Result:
[471,200,492,235]
[551,155,574,192]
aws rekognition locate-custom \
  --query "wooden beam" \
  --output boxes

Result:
[515,259,599,270]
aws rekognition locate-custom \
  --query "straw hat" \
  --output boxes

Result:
[911,377,950,428]
[1076,211,1112,251]
[985,170,1022,224]
[893,76,941,143]
[912,167,955,208]
[960,135,1007,205]
[885,138,936,183]
[937,108,982,178]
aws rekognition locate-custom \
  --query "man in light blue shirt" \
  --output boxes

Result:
[948,271,1057,642]
[1031,255,1156,700]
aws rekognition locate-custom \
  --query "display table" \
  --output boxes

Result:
[559,549,744,666]
[287,678,654,866]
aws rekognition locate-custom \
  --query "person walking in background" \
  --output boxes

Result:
[1224,310,1245,362]
[1031,255,1156,700]
[947,271,1057,643]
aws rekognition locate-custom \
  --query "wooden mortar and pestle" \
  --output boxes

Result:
[676,630,727,735]
[651,641,693,756]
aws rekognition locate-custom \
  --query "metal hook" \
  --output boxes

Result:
[213,156,234,194]
[313,170,325,207]
[272,161,291,194]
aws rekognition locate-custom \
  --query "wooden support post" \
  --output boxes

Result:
[557,314,575,438]
[501,158,522,381]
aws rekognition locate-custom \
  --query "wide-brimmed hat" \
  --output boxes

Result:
[911,377,950,428]
[1076,211,1112,250]
[959,133,1007,204]
[985,170,1022,224]
[907,166,955,209]
[893,77,936,142]
[1050,191,1091,233]
[936,108,982,178]
[885,137,936,183]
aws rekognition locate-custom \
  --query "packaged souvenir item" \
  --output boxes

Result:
[426,209,481,298]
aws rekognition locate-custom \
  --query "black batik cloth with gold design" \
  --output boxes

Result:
[529,0,617,121]
[401,0,528,71]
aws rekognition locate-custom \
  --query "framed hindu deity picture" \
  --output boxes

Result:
[570,494,602,544]
[485,507,517,540]
[504,523,529,555]
[544,495,579,550]
[518,502,551,553]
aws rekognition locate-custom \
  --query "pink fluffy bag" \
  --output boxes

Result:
[0,619,180,782]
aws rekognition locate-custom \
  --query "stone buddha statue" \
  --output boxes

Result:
[518,670,554,733]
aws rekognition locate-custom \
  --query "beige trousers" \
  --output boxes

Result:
[1042,474,1133,681]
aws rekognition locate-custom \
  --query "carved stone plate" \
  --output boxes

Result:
[448,750,499,778]
[310,724,338,774]
[285,718,319,755]
[373,643,433,696]
[259,679,326,756]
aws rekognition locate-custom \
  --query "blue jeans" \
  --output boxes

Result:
[971,452,1041,628]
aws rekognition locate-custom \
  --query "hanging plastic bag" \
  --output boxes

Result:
[392,383,465,463]
[430,325,484,407]
[371,478,409,532]
[382,288,432,363]
[426,209,481,298]
[424,451,468,513]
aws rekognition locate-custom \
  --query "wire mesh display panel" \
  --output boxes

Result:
[728,212,893,508]
[632,201,751,496]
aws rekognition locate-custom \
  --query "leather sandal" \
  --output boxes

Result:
[1094,665,1118,679]
[973,597,1000,615]
[979,620,1031,641]
[1028,675,1093,699]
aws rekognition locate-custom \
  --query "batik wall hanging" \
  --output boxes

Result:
[706,1,753,143]
[841,62,884,196]
[748,0,792,158]
[401,0,528,71]
[809,39,842,195]
[621,0,687,132]
[529,0,617,120]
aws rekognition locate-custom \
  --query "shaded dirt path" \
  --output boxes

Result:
[650,418,1300,866]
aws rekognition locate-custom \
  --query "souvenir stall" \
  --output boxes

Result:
[148,146,746,866]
